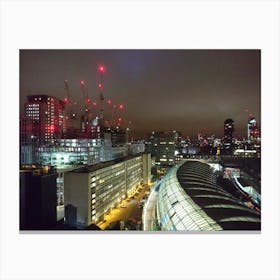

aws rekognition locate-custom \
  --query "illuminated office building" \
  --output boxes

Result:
[64,153,151,227]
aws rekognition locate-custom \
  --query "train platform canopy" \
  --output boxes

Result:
[157,160,261,231]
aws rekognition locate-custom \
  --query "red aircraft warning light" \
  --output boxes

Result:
[93,101,97,106]
[80,80,85,85]
[64,97,68,103]
[98,83,102,89]
[98,65,105,73]
[107,99,112,105]
[119,104,124,110]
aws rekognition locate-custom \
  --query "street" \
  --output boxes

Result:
[97,183,152,230]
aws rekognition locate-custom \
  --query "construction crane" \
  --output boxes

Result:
[64,80,77,120]
[97,64,105,125]
[80,80,91,113]
[116,103,124,127]
[80,80,93,136]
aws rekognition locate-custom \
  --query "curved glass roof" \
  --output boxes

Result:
[157,160,261,231]
[157,162,222,231]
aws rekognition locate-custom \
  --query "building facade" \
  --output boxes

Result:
[64,153,151,227]
[23,95,66,144]
[146,131,175,166]
[20,95,66,164]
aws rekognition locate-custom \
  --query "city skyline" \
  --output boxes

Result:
[20,49,261,138]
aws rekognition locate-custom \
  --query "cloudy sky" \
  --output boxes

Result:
[20,49,261,139]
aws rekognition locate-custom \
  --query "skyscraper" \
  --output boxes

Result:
[223,118,234,151]
[248,117,260,143]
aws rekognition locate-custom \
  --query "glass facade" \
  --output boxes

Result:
[157,160,261,231]
[37,138,128,167]
[157,162,222,231]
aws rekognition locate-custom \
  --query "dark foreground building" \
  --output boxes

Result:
[20,165,57,230]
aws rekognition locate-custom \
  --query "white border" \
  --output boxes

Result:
[1,1,279,280]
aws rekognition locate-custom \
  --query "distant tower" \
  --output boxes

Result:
[248,117,260,143]
[224,118,234,150]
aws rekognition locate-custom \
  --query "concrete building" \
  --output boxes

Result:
[64,153,151,227]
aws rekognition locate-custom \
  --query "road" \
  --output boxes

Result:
[97,183,152,230]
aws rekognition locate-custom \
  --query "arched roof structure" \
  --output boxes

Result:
[157,160,261,231]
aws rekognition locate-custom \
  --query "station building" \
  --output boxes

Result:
[64,153,151,227]
[157,160,261,231]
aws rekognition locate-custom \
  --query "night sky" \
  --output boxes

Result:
[20,49,261,139]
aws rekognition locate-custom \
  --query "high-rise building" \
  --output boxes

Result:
[223,118,234,151]
[247,117,260,143]
[20,95,66,164]
[146,131,175,166]
[23,95,66,145]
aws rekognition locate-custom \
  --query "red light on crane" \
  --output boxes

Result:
[98,65,105,73]
[80,80,85,85]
